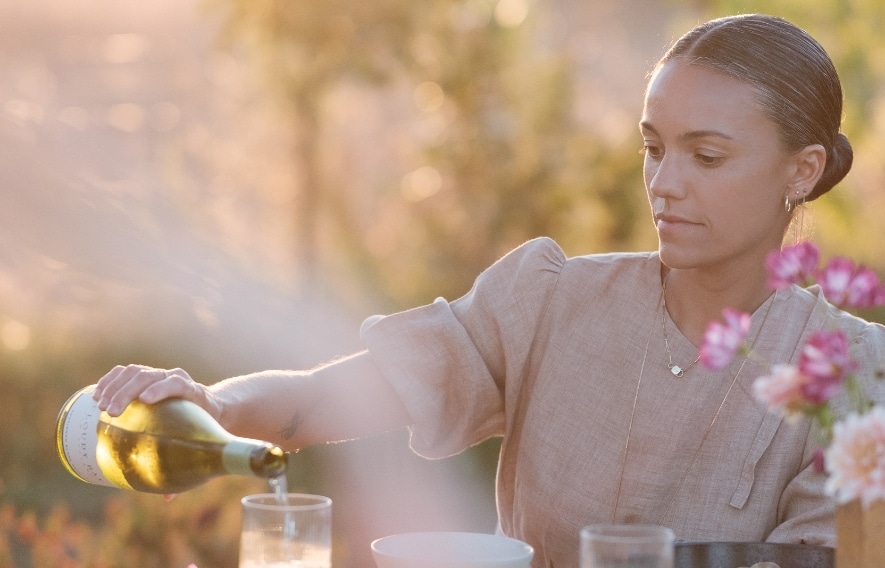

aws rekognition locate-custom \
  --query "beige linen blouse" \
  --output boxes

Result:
[361,237,885,568]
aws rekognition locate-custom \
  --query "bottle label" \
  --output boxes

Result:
[57,386,115,487]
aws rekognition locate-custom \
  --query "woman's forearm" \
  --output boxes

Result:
[211,350,412,450]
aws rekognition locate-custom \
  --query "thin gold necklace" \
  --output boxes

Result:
[661,273,700,377]
[611,285,778,524]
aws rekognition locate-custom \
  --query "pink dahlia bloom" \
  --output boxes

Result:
[825,407,885,507]
[700,308,751,370]
[765,242,820,290]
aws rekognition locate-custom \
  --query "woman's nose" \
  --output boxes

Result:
[647,154,686,198]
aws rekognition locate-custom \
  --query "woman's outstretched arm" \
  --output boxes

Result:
[93,350,412,451]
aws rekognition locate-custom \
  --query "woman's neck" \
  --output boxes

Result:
[661,265,774,347]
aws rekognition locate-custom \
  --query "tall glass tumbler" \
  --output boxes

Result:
[239,493,332,568]
[580,524,674,568]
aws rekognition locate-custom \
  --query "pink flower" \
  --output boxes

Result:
[700,308,751,370]
[753,364,816,421]
[816,256,885,310]
[766,242,820,290]
[825,407,885,506]
[796,330,857,404]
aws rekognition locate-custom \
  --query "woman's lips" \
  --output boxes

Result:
[655,213,700,231]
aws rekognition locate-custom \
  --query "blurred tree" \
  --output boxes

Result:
[207,0,648,311]
[207,0,420,296]
[358,2,649,308]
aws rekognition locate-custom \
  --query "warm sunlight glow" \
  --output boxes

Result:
[149,101,181,132]
[101,33,151,64]
[2,319,31,351]
[106,103,145,132]
[4,99,43,124]
[457,0,492,30]
[495,0,529,28]
[192,296,219,327]
[58,106,90,130]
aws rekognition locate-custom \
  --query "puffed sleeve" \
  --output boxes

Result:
[360,237,566,458]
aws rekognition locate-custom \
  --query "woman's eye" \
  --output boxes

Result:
[641,144,663,159]
[696,153,724,166]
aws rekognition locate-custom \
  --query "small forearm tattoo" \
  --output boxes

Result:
[278,412,303,440]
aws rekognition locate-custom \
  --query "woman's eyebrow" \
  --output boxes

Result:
[639,121,735,141]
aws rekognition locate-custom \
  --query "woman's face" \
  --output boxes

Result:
[640,60,795,273]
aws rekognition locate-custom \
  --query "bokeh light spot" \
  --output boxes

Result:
[495,0,529,28]
[401,166,442,202]
[413,81,445,113]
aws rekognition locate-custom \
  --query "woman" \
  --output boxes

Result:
[94,14,885,567]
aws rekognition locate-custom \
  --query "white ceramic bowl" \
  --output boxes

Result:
[371,531,534,568]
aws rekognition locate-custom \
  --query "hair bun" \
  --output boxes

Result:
[810,132,853,201]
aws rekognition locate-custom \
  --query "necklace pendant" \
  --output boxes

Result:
[669,364,685,378]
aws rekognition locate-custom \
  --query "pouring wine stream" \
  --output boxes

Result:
[270,473,299,542]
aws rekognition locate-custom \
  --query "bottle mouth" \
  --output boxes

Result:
[266,445,288,477]
[254,444,288,478]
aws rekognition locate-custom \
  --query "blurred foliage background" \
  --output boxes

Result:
[0,0,883,566]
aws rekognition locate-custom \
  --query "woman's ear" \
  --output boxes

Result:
[786,143,827,200]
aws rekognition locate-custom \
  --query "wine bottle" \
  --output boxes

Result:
[56,385,287,494]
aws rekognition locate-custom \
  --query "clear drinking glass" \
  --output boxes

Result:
[580,524,674,568]
[239,493,332,568]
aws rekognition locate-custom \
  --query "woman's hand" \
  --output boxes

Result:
[93,364,221,421]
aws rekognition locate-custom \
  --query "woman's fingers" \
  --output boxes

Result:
[138,367,198,404]
[94,364,153,413]
[93,364,196,416]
